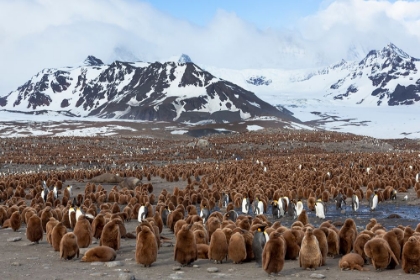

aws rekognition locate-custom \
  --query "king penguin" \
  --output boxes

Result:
[351,194,359,212]
[200,205,210,223]
[138,204,147,222]
[252,225,270,267]
[242,195,250,214]
[222,193,229,208]
[287,200,297,219]
[296,199,304,217]
[41,181,49,202]
[252,197,264,215]
[369,190,379,211]
[314,199,326,219]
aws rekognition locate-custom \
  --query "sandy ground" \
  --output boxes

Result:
[1,175,419,280]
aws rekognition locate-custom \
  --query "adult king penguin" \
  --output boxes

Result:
[314,199,326,219]
[369,190,379,211]
[242,195,250,214]
[252,224,270,267]
[351,194,359,212]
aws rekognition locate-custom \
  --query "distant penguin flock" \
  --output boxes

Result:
[0,137,419,278]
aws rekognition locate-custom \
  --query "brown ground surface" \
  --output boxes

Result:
[0,121,420,280]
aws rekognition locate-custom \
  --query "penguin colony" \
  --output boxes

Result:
[0,132,419,276]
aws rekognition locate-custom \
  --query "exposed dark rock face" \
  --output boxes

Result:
[330,43,420,106]
[0,58,297,124]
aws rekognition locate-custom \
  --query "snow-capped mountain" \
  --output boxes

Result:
[325,43,420,106]
[0,56,295,124]
[209,43,420,107]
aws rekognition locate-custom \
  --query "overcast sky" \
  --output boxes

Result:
[1,0,420,95]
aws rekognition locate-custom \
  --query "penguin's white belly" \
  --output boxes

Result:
[242,199,248,213]
[296,203,303,216]
[138,206,146,222]
[315,203,325,219]
[257,201,264,214]
[264,232,269,244]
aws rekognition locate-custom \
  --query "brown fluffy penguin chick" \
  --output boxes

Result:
[40,206,53,233]
[91,214,106,240]
[383,230,401,269]
[81,246,117,262]
[209,228,228,264]
[401,236,420,274]
[46,217,59,245]
[51,222,67,251]
[8,211,21,232]
[262,231,286,275]
[153,211,163,234]
[313,228,328,266]
[339,253,368,271]
[100,219,121,251]
[353,233,372,264]
[197,244,209,259]
[339,218,357,255]
[73,215,92,248]
[26,214,43,244]
[364,237,399,271]
[299,228,322,270]
[320,227,339,257]
[366,218,377,230]
[282,229,301,260]
[297,209,308,226]
[60,232,79,260]
[228,232,247,264]
[135,225,158,267]
[174,224,197,266]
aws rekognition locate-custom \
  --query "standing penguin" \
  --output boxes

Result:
[138,203,148,222]
[241,195,250,214]
[299,228,322,270]
[26,214,43,244]
[68,206,76,229]
[390,189,397,200]
[208,228,228,264]
[228,232,247,264]
[335,193,346,210]
[100,218,122,251]
[224,210,238,222]
[262,231,286,275]
[60,232,79,260]
[271,200,281,219]
[221,193,229,208]
[174,224,197,266]
[252,224,270,267]
[135,225,158,267]
[287,200,297,219]
[252,197,264,215]
[51,222,67,251]
[351,194,359,212]
[41,181,49,202]
[200,206,210,224]
[369,190,379,211]
[296,199,304,217]
[73,215,93,248]
[314,200,326,219]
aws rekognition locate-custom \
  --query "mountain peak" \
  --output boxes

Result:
[178,54,192,64]
[84,56,104,66]
[382,42,410,60]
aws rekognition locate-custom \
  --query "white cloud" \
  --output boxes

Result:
[1,0,420,95]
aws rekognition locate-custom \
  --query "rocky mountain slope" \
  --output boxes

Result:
[0,57,295,124]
